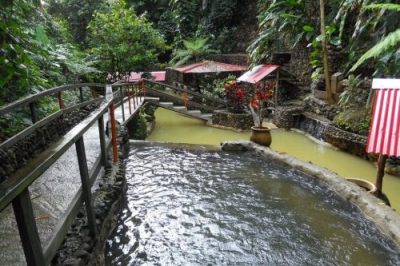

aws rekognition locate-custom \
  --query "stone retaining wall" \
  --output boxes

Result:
[274,104,368,159]
[212,110,253,130]
[221,141,400,248]
[0,102,101,183]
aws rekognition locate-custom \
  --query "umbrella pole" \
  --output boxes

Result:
[375,154,388,196]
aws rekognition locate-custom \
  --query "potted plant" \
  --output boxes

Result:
[249,80,276,146]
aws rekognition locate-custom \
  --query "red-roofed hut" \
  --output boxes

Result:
[165,60,247,90]
[366,78,400,203]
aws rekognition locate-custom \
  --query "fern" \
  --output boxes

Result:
[363,3,400,12]
[350,28,400,72]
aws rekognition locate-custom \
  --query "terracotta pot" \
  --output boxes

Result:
[250,126,272,147]
[346,178,377,193]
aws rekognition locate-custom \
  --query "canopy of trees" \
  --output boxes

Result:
[1,0,399,135]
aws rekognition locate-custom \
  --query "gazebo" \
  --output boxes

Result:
[165,60,247,89]
[128,71,166,82]
[366,78,400,202]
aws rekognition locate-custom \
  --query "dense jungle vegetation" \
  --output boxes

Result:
[1,0,400,139]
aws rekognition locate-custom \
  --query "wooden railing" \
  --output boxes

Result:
[144,79,226,111]
[0,82,145,265]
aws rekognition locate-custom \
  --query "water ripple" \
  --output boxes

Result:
[106,146,400,265]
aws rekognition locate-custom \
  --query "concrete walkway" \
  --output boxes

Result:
[0,96,144,265]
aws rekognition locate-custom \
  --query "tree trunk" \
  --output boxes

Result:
[319,0,334,104]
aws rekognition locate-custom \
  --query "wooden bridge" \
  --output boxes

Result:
[0,79,225,265]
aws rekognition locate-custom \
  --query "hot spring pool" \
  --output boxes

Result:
[106,145,400,265]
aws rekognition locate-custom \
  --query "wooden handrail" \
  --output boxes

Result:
[144,79,226,106]
[146,87,217,112]
[0,81,140,265]
[0,83,104,116]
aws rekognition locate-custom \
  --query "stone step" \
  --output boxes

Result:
[159,102,174,108]
[173,106,187,112]
[187,110,202,115]
[200,114,213,120]
[144,97,160,103]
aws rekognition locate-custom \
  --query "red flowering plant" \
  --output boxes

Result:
[249,81,276,128]
[224,81,247,113]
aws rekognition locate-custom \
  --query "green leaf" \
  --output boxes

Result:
[35,25,50,46]
[303,25,314,32]
[330,37,341,46]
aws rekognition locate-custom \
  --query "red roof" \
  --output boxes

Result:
[366,79,400,156]
[172,60,247,74]
[237,64,280,84]
[128,71,166,82]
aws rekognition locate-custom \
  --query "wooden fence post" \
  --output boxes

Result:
[79,87,84,102]
[98,115,109,168]
[75,137,98,237]
[109,103,118,163]
[127,85,132,115]
[58,91,63,109]
[141,79,146,99]
[12,188,45,266]
[29,102,38,124]
[120,86,125,122]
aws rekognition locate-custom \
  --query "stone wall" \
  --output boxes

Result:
[273,105,368,159]
[212,110,254,130]
[324,124,368,159]
[303,95,340,120]
[0,102,101,183]
[206,54,250,66]
[289,42,312,89]
[273,106,303,129]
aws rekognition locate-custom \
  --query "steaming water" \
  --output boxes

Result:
[106,146,400,265]
[148,108,400,211]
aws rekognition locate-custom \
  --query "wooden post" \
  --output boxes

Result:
[135,84,139,106]
[75,137,98,237]
[57,91,63,109]
[127,85,132,115]
[375,154,388,196]
[98,116,109,168]
[109,103,118,163]
[120,87,125,122]
[12,188,45,266]
[275,70,280,106]
[79,87,84,102]
[29,102,38,124]
[142,79,146,99]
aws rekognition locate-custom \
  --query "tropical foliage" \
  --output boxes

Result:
[350,3,400,74]
[224,82,247,113]
[250,0,400,77]
[88,0,167,74]
[170,37,218,66]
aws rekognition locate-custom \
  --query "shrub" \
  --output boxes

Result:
[333,108,371,136]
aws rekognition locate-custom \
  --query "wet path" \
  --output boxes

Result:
[106,145,400,265]
[0,97,142,265]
